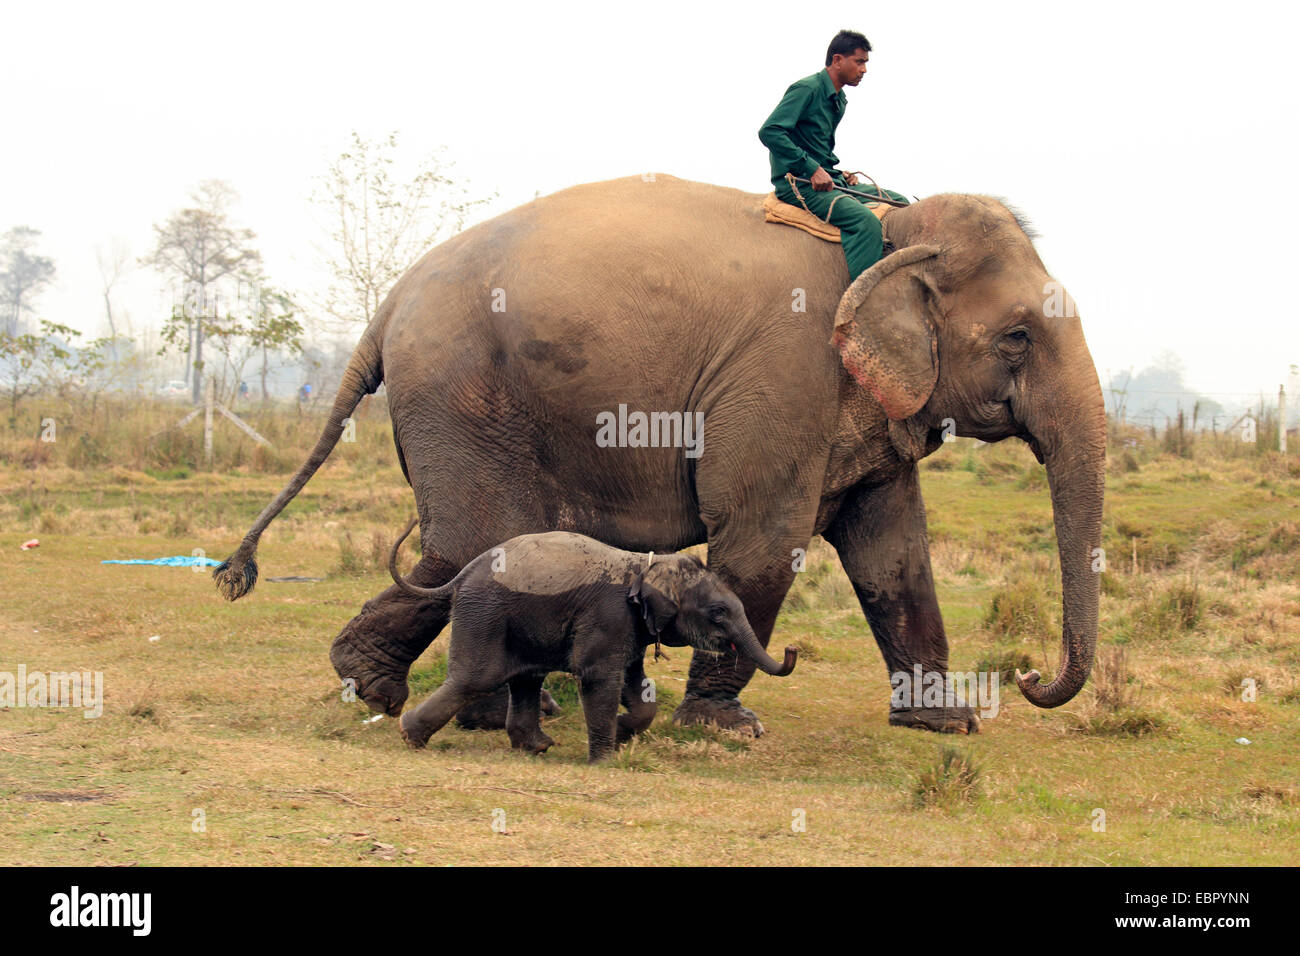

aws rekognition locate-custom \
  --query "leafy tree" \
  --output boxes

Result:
[146,180,261,403]
[203,281,304,404]
[0,320,103,421]
[247,289,304,403]
[313,131,492,331]
[1,227,57,337]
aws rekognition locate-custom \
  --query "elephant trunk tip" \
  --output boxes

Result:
[771,646,798,677]
[1015,666,1078,709]
[1014,667,1040,691]
[213,549,258,601]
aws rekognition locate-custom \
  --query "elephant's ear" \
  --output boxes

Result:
[831,245,942,421]
[628,575,677,636]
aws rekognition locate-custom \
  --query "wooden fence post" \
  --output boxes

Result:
[1280,385,1288,454]
[204,376,214,467]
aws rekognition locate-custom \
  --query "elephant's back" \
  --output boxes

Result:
[516,174,840,285]
[497,531,635,595]
[381,175,842,377]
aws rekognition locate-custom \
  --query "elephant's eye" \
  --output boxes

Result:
[707,604,729,622]
[999,328,1031,360]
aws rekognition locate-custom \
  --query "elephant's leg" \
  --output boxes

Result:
[453,685,559,730]
[616,657,657,745]
[452,687,511,729]
[329,550,459,717]
[579,671,623,763]
[506,673,555,755]
[825,468,980,734]
[674,496,819,736]
[399,617,505,748]
[400,678,486,749]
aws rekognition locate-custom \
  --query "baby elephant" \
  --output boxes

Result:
[388,520,797,762]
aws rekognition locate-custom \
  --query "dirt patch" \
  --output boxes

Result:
[22,789,114,804]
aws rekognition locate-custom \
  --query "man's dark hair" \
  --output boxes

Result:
[825,30,872,66]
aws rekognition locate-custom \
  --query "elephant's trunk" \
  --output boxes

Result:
[1015,358,1107,708]
[732,620,798,677]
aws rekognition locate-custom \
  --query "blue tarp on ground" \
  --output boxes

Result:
[101,556,222,567]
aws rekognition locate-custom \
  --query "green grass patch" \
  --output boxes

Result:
[912,746,983,808]
[983,578,1053,637]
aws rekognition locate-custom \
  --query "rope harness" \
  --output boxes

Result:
[784,170,905,240]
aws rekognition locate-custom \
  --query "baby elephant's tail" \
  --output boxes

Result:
[388,516,455,611]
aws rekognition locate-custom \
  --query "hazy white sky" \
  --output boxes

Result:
[4,0,1298,399]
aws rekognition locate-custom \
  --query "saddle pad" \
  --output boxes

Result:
[762,191,889,243]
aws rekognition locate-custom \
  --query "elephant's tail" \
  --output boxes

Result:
[386,515,457,607]
[213,303,388,601]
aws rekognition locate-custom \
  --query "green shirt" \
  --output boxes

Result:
[758,68,847,184]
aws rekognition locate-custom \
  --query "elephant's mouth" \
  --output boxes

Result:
[949,400,1018,442]
[692,639,730,659]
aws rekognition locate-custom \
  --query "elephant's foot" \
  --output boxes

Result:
[587,742,616,764]
[399,713,433,749]
[615,720,651,745]
[889,706,981,734]
[616,711,656,745]
[509,729,556,755]
[330,632,413,718]
[456,686,560,729]
[672,695,764,737]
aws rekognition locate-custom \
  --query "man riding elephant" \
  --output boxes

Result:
[760,29,910,282]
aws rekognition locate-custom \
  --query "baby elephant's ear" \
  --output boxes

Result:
[629,577,678,636]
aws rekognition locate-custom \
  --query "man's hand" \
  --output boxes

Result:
[811,167,833,191]
[845,172,859,186]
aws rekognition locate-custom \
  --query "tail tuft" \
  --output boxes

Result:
[213,553,259,601]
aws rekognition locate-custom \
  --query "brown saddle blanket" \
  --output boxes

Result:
[762,191,891,244]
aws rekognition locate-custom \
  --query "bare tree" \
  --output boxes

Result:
[1,227,57,337]
[313,131,493,332]
[95,237,131,357]
[145,180,262,403]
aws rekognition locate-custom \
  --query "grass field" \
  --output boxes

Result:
[2,405,1298,865]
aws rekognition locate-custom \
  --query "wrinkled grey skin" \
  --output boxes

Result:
[388,523,796,762]
[215,174,1103,738]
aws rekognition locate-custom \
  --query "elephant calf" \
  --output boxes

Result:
[387,521,797,762]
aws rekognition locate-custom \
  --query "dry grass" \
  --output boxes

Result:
[1,420,1298,864]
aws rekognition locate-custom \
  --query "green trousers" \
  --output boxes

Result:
[773,177,909,280]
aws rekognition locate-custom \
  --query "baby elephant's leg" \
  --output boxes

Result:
[506,674,555,755]
[400,679,481,749]
[580,672,623,763]
[616,658,658,745]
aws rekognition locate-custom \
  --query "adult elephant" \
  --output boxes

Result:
[215,174,1105,735]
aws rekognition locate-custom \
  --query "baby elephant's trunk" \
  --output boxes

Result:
[734,620,798,677]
